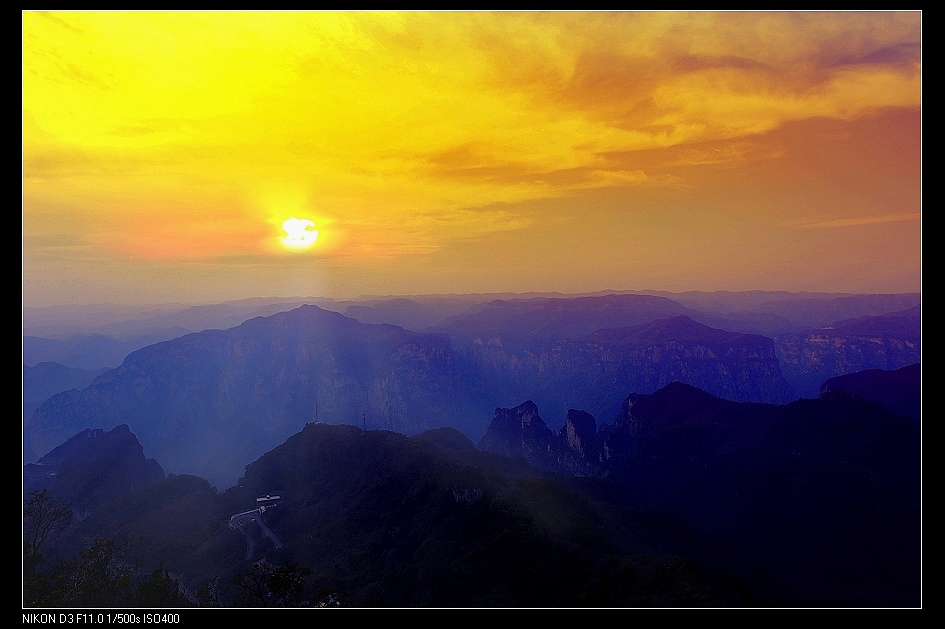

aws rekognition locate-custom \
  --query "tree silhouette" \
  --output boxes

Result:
[65,538,138,607]
[24,489,72,560]
[233,560,314,607]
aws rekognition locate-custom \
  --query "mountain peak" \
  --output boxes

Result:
[477,400,552,459]
[24,424,165,516]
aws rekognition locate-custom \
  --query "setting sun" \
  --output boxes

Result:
[22,10,920,305]
[280,217,319,252]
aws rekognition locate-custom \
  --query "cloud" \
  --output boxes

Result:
[791,212,921,230]
[22,12,922,302]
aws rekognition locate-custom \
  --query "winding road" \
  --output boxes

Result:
[228,505,283,561]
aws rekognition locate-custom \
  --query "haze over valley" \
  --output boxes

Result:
[23,289,921,607]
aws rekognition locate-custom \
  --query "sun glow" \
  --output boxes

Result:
[21,12,922,304]
[280,217,319,251]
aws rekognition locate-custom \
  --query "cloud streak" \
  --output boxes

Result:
[792,212,921,230]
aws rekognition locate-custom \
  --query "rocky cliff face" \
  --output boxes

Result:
[459,315,795,427]
[445,298,921,416]
[479,378,920,514]
[476,383,758,479]
[476,401,554,461]
[476,402,605,477]
[775,306,920,398]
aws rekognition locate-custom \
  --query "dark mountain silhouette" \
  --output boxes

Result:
[42,472,225,582]
[24,424,165,519]
[477,400,554,461]
[47,422,776,607]
[820,362,921,422]
[31,373,920,607]
[428,293,702,349]
[477,381,921,607]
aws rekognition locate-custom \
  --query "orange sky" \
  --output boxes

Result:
[22,11,922,307]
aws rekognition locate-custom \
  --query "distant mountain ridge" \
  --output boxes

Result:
[653,291,921,326]
[28,295,921,489]
[820,362,921,421]
[774,305,920,398]
[28,305,480,489]
[23,362,107,463]
[23,291,920,373]
[427,293,702,348]
[457,314,794,428]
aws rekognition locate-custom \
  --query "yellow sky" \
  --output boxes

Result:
[22,11,922,306]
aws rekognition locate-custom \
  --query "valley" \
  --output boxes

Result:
[22,290,922,608]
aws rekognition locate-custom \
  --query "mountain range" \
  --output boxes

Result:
[25,366,920,607]
[22,290,921,607]
[26,292,919,490]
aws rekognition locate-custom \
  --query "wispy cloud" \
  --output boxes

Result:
[22,11,922,304]
[791,212,921,229]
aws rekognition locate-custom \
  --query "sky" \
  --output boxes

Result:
[22,11,922,307]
